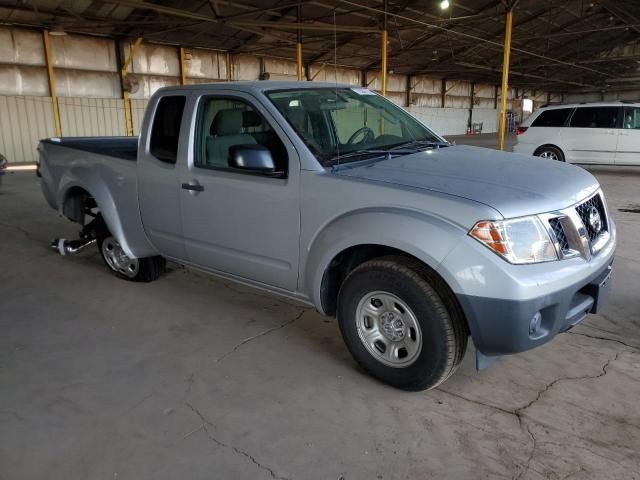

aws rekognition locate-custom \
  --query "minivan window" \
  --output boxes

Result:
[569,106,618,129]
[150,96,186,164]
[531,108,572,127]
[623,107,640,129]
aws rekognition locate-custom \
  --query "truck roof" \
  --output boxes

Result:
[155,81,353,95]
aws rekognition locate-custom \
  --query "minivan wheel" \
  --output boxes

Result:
[337,256,468,391]
[535,145,564,162]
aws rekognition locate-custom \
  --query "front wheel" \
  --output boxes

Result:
[337,256,468,391]
[95,218,165,282]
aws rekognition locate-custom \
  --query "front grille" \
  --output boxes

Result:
[575,194,608,242]
[549,217,569,252]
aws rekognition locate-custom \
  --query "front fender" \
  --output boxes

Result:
[302,207,467,314]
[57,167,155,258]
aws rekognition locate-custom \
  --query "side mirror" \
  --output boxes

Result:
[228,145,281,176]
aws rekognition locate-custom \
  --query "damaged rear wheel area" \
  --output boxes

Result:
[93,216,166,282]
[52,189,165,282]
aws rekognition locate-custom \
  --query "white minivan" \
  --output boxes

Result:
[513,101,640,165]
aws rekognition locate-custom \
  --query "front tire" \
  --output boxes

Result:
[337,256,467,391]
[534,145,564,162]
[95,217,165,282]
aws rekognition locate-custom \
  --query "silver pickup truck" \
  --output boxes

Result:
[38,81,616,391]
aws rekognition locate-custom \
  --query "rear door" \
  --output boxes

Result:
[137,94,188,260]
[615,106,640,165]
[565,106,619,164]
[178,92,300,291]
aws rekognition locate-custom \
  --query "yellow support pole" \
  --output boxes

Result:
[380,30,388,96]
[226,52,232,81]
[296,4,303,81]
[121,37,143,137]
[380,0,388,96]
[42,30,62,137]
[498,8,514,151]
[179,47,187,85]
[296,42,303,81]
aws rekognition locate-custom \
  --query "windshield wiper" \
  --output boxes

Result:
[329,149,390,163]
[388,139,448,152]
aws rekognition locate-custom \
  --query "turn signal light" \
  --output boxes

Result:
[516,126,528,136]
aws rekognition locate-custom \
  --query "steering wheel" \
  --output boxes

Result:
[347,126,375,145]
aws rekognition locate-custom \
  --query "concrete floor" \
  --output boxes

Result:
[1,162,639,479]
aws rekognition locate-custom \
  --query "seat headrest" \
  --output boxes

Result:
[243,110,262,128]
[211,109,244,136]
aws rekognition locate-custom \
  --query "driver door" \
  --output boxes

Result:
[179,93,301,291]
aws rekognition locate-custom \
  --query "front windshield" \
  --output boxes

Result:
[266,87,445,167]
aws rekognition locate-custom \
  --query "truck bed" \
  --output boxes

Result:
[41,137,138,161]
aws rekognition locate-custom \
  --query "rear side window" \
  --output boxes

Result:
[531,108,572,127]
[569,107,619,129]
[622,107,640,129]
[150,96,186,164]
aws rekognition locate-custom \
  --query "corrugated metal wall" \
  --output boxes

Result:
[0,25,554,163]
[58,97,126,136]
[0,96,55,163]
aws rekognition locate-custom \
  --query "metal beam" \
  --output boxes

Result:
[42,30,61,137]
[179,47,187,85]
[498,8,513,151]
[380,0,388,96]
[121,37,143,137]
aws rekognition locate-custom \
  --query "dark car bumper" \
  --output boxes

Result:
[457,257,614,359]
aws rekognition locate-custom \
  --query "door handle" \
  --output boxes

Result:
[181,182,204,192]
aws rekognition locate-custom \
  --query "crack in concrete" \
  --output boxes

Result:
[185,402,290,480]
[440,353,620,480]
[566,330,638,351]
[213,309,306,365]
[183,309,306,394]
[509,352,619,480]
[0,221,36,241]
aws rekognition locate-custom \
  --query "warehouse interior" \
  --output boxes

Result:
[1,1,640,479]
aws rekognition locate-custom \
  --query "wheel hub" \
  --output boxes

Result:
[380,311,406,341]
[355,291,423,368]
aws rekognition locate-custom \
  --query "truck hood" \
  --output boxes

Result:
[332,145,599,218]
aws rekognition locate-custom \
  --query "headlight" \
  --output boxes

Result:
[469,216,557,264]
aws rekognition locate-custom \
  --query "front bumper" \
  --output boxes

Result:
[456,257,613,356]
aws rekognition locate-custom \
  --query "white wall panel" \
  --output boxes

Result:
[309,65,360,85]
[186,48,227,80]
[124,42,180,77]
[234,55,261,81]
[0,65,49,96]
[50,34,117,72]
[264,58,297,77]
[58,97,126,137]
[0,27,45,65]
[54,69,121,98]
[408,106,470,136]
[470,108,499,133]
[0,95,55,163]
[411,76,441,95]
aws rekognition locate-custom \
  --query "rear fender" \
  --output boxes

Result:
[303,208,466,314]
[57,168,154,258]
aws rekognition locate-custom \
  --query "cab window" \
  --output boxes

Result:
[195,97,288,176]
[149,96,186,164]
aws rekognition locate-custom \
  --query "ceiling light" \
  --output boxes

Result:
[49,26,67,36]
[439,0,450,10]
